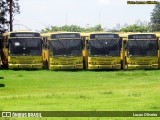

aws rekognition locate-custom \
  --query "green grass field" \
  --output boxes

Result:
[0,70,160,120]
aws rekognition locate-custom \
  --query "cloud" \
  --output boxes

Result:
[97,0,127,6]
[97,0,110,5]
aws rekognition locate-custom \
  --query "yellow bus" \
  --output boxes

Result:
[2,31,43,69]
[121,33,158,69]
[85,32,122,70]
[41,32,83,70]
[155,33,160,68]
[0,34,2,68]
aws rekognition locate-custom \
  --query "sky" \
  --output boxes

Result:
[13,0,156,31]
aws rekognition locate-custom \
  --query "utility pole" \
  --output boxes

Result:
[10,0,13,31]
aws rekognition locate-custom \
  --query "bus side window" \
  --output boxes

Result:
[119,38,122,50]
[42,37,48,49]
[86,40,89,49]
[82,39,85,49]
[158,38,160,50]
[46,38,49,49]
[80,37,85,49]
[124,40,127,50]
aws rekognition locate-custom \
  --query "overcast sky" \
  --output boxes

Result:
[13,0,156,31]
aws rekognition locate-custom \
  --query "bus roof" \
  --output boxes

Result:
[128,33,155,35]
[119,32,155,37]
[41,32,81,40]
[155,32,160,37]
[3,31,40,37]
[127,33,156,40]
[86,32,120,40]
[41,32,80,36]
[80,32,90,37]
[89,32,118,35]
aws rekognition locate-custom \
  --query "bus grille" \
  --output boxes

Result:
[98,62,112,65]
[61,62,74,65]
[18,61,34,64]
[16,58,36,64]
[137,62,150,65]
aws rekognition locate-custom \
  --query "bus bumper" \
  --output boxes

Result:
[88,64,121,70]
[127,64,158,69]
[49,64,83,70]
[8,64,43,69]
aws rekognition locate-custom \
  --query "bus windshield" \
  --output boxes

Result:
[128,40,158,57]
[50,39,82,56]
[9,38,42,56]
[89,39,121,56]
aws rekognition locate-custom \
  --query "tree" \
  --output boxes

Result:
[92,24,103,31]
[41,24,104,33]
[150,4,160,32]
[0,0,8,33]
[120,24,148,32]
[0,0,20,34]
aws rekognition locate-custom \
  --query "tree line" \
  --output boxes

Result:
[1,1,160,33]
[41,24,103,33]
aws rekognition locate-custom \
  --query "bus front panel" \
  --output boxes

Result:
[49,56,83,70]
[125,37,158,69]
[8,56,42,69]
[87,38,122,70]
[8,37,42,69]
[126,57,158,69]
[48,39,83,70]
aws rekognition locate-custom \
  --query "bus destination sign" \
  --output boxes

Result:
[128,34,156,39]
[90,34,119,39]
[51,33,80,39]
[10,33,40,37]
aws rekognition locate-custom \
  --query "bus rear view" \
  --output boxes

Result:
[124,33,158,69]
[87,33,122,70]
